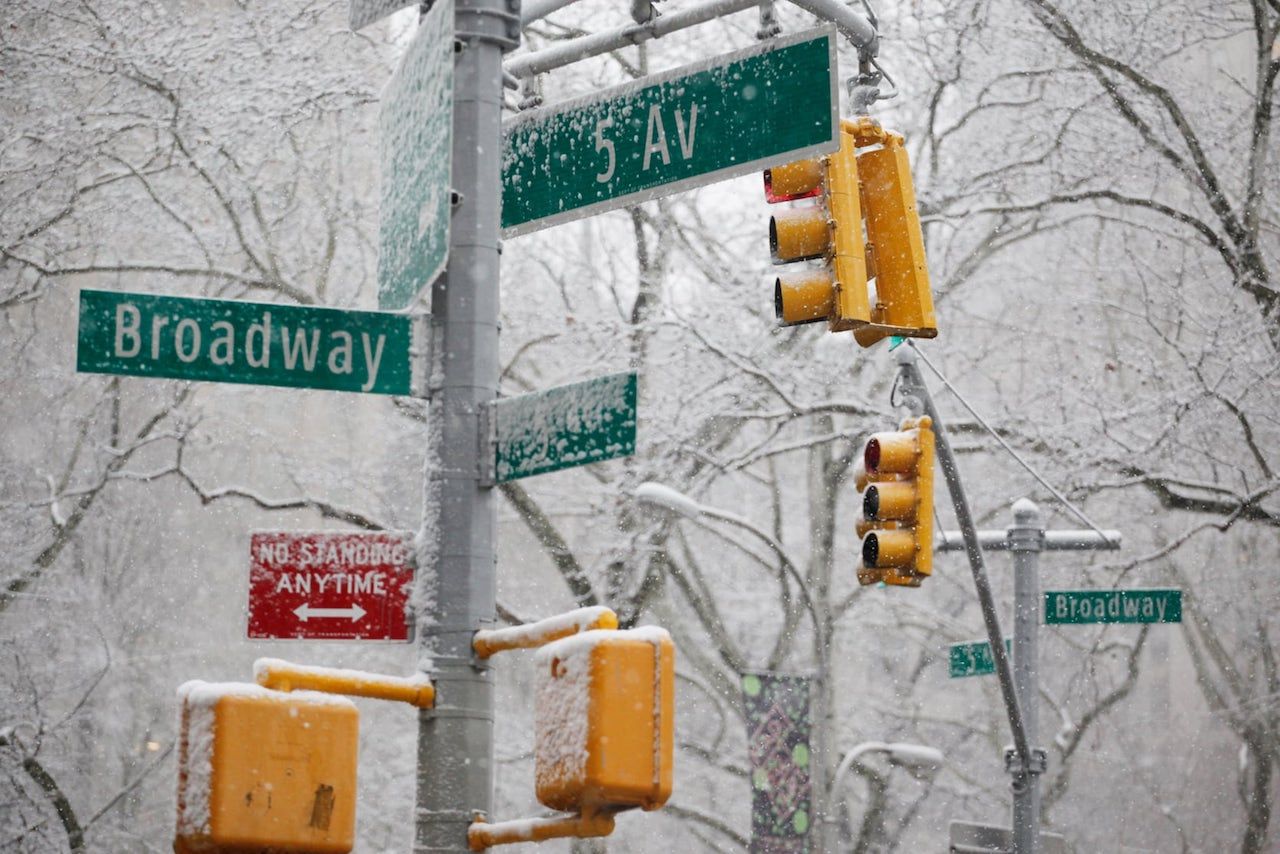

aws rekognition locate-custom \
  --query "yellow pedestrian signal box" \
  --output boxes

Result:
[534,628,675,814]
[765,118,937,346]
[174,682,358,854]
[856,415,935,587]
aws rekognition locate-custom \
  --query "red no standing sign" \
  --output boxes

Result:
[248,531,416,641]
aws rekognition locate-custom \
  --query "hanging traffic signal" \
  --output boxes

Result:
[766,128,870,332]
[534,628,675,814]
[855,415,935,586]
[764,118,937,346]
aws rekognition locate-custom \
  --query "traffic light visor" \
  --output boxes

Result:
[764,158,823,203]
[770,208,830,263]
[776,271,835,326]
[863,481,917,522]
[862,529,916,569]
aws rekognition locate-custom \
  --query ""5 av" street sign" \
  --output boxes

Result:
[501,27,838,236]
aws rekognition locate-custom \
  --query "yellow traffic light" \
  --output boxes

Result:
[850,127,937,348]
[856,415,935,586]
[534,628,675,814]
[767,129,870,332]
[174,682,358,854]
[764,118,937,345]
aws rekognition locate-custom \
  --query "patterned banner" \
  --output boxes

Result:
[742,672,812,853]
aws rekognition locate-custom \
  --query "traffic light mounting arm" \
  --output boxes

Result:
[473,606,619,658]
[468,810,615,850]
[254,658,436,708]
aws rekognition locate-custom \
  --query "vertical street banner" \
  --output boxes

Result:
[742,672,813,853]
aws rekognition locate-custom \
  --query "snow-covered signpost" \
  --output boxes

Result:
[937,499,1122,854]
[397,0,516,849]
[370,0,873,847]
[492,372,638,483]
[378,0,454,310]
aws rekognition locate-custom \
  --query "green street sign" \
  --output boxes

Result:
[378,0,453,310]
[948,638,1011,679]
[1044,588,1182,625]
[77,289,413,395]
[494,372,637,482]
[501,27,838,237]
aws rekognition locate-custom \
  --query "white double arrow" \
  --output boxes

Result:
[293,603,368,622]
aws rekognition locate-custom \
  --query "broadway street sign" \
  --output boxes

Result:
[501,27,838,236]
[494,372,637,482]
[948,638,1011,679]
[1044,588,1182,625]
[378,0,453,309]
[77,289,413,395]
[248,531,415,641]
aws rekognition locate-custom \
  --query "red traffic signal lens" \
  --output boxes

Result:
[864,438,881,472]
[764,159,823,203]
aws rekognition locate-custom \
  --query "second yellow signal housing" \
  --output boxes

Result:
[856,415,935,587]
[534,628,675,814]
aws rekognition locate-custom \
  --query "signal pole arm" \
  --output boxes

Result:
[508,0,875,79]
[892,344,1033,767]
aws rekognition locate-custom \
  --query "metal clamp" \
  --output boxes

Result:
[1004,746,1047,776]
[478,401,497,486]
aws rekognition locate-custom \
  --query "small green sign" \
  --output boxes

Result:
[501,28,838,236]
[948,638,1011,679]
[1044,588,1182,625]
[494,372,637,482]
[77,289,412,395]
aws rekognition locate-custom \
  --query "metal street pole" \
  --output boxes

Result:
[939,500,1120,854]
[415,0,519,850]
[1008,500,1043,854]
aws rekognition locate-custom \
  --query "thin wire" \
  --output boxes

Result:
[907,340,1113,539]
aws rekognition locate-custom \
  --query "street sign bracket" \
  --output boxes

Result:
[1004,746,1047,776]
[410,311,435,399]
[479,400,498,487]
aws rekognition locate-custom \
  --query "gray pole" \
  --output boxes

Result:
[939,506,1121,854]
[415,0,518,850]
[893,345,1032,765]
[1008,499,1044,854]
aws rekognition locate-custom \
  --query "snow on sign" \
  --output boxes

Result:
[248,532,415,641]
[501,27,838,237]
[378,0,453,310]
[494,372,637,482]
